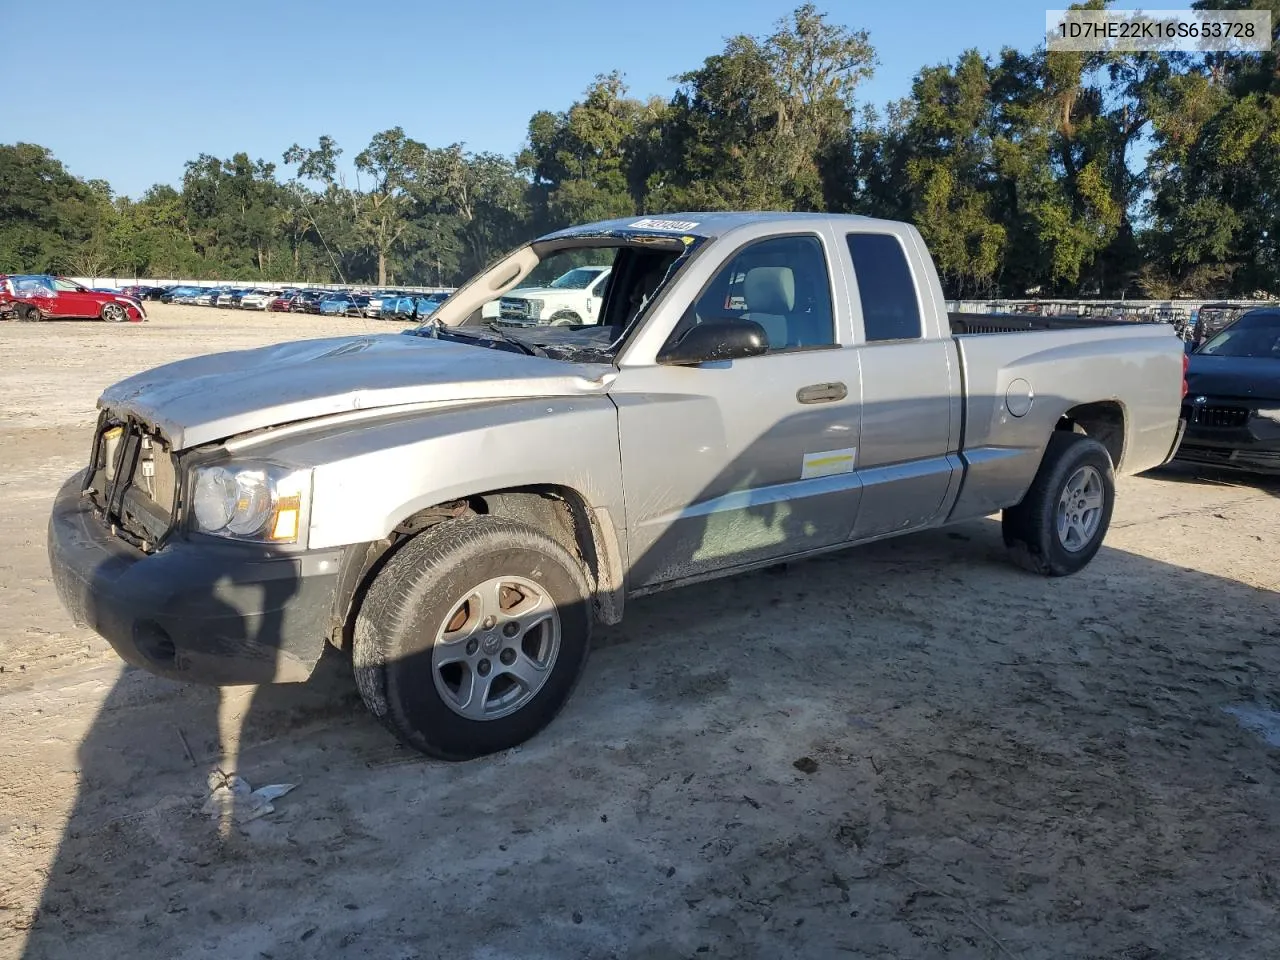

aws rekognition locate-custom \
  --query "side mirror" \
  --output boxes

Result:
[658,319,769,366]
[1183,339,1196,355]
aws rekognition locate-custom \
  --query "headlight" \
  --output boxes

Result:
[527,298,544,317]
[1256,408,1280,423]
[190,463,310,543]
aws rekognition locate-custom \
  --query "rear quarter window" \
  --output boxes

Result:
[846,233,922,342]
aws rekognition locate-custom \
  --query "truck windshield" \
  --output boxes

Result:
[1199,311,1280,359]
[412,234,706,363]
[548,268,606,289]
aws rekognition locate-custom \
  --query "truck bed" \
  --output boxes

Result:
[948,313,1161,336]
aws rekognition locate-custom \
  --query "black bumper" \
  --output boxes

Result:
[1175,421,1280,475]
[47,471,344,685]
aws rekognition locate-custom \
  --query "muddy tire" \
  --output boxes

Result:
[353,515,592,760]
[1001,431,1115,576]
[549,311,581,327]
[20,305,42,322]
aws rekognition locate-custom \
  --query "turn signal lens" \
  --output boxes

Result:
[271,499,301,541]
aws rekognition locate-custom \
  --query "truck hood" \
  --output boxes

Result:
[99,332,616,450]
[1186,355,1280,401]
[505,286,573,299]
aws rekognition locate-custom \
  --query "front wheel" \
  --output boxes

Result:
[1001,432,1115,576]
[549,311,582,327]
[21,305,42,322]
[100,303,127,323]
[353,515,592,760]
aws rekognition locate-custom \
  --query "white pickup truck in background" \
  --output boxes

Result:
[487,265,612,326]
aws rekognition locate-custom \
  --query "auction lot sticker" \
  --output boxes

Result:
[1046,8,1271,53]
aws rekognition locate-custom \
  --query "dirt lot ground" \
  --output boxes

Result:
[1,304,1278,960]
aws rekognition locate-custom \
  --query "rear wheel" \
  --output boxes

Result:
[100,303,127,323]
[1001,431,1115,576]
[353,515,592,760]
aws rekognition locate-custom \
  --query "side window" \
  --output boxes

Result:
[590,273,609,297]
[845,233,922,342]
[54,278,81,292]
[16,276,55,296]
[688,235,835,352]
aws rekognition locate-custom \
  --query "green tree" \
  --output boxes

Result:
[418,145,531,278]
[649,3,876,212]
[355,127,427,285]
[520,72,652,230]
[0,143,102,273]
[897,51,1007,296]
[1139,0,1280,295]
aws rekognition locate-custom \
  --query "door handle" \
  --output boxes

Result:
[796,382,848,404]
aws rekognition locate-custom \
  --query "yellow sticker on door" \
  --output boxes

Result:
[801,447,857,480]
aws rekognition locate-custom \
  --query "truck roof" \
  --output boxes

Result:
[540,210,893,242]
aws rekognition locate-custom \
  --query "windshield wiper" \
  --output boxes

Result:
[491,324,550,357]
[430,323,547,358]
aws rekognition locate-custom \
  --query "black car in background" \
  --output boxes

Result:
[1177,307,1280,475]
[289,290,331,314]
[161,285,200,303]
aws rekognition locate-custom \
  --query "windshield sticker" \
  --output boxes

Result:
[801,448,857,480]
[630,218,701,232]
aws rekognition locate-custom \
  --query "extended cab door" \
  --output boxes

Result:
[838,229,962,540]
[611,227,864,590]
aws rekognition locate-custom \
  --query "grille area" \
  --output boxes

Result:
[1181,402,1250,428]
[499,297,532,319]
[85,417,178,550]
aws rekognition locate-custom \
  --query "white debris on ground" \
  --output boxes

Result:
[201,769,298,824]
[1223,704,1280,747]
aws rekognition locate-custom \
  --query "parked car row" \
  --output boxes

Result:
[151,284,452,321]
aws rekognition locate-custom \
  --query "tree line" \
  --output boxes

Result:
[1,1,1276,299]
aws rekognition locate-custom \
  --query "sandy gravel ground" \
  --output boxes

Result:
[1,305,1278,960]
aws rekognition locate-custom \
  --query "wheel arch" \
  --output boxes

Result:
[1056,400,1127,471]
[329,483,625,651]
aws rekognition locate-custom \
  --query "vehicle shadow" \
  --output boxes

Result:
[19,417,1280,958]
[1146,460,1280,499]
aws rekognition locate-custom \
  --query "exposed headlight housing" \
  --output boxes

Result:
[526,298,544,317]
[190,463,310,543]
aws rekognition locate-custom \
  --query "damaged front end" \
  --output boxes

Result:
[81,411,181,552]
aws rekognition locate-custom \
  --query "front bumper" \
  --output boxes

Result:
[1175,416,1280,475]
[47,471,342,685]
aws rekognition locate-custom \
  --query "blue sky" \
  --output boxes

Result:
[9,0,1047,198]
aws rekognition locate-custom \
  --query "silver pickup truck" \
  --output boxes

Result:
[48,212,1187,759]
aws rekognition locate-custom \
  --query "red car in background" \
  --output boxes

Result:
[1,275,146,323]
[268,292,297,312]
